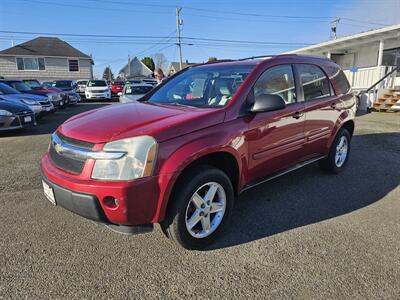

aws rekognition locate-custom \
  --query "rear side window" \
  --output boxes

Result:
[297,64,332,101]
[334,70,351,94]
[254,64,296,104]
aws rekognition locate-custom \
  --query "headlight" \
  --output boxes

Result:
[91,136,157,181]
[21,99,38,105]
[0,109,12,116]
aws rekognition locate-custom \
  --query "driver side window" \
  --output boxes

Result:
[254,64,296,104]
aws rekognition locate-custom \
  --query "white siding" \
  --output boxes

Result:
[0,55,92,80]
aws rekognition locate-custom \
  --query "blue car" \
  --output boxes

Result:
[0,82,54,118]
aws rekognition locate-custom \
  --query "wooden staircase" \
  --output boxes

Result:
[373,89,400,112]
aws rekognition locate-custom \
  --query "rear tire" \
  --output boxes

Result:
[161,166,234,250]
[320,128,351,174]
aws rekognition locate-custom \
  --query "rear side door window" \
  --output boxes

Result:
[254,64,296,104]
[296,64,332,101]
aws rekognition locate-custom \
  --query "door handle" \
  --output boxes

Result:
[292,111,303,119]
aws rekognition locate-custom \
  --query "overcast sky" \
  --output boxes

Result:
[1,0,399,78]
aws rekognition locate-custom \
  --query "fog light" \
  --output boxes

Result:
[103,196,119,208]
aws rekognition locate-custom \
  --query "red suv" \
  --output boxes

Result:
[40,55,356,249]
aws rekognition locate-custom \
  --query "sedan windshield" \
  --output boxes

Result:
[9,82,32,92]
[53,81,72,88]
[23,80,42,88]
[125,85,153,95]
[145,64,254,108]
[87,80,107,87]
[0,82,20,94]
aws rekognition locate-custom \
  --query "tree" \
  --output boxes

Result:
[102,66,114,81]
[152,53,168,72]
[208,57,218,62]
[141,57,155,71]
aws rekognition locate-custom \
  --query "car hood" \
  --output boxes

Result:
[0,99,32,113]
[58,102,225,143]
[0,93,46,102]
[19,90,49,96]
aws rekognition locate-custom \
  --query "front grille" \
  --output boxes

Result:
[10,112,34,126]
[49,132,95,174]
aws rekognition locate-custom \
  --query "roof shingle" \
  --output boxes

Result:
[0,37,91,59]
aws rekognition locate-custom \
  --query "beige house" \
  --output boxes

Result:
[0,37,93,81]
[168,61,197,76]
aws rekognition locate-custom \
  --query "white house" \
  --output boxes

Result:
[288,24,400,111]
[0,37,93,81]
[119,56,153,79]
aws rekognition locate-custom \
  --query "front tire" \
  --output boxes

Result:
[162,166,234,250]
[320,128,351,173]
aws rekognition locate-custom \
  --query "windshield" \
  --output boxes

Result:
[0,82,20,94]
[77,80,87,85]
[112,81,124,86]
[53,81,72,88]
[23,80,42,88]
[125,85,153,95]
[9,81,32,92]
[87,80,107,87]
[146,64,254,108]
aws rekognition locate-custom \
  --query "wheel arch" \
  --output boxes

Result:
[155,149,242,223]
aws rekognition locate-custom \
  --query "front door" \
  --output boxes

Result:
[245,64,306,184]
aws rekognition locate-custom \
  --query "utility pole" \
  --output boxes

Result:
[127,54,131,79]
[108,65,111,81]
[176,7,183,70]
[331,18,340,40]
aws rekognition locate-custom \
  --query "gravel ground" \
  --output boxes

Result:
[0,104,399,299]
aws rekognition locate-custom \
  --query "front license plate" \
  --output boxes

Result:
[24,116,32,123]
[46,107,51,112]
[42,180,56,205]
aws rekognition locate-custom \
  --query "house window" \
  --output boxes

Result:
[69,59,79,72]
[16,57,46,70]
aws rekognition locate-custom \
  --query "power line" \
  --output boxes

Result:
[0,30,316,46]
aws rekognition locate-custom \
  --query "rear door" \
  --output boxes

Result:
[245,64,306,183]
[294,64,342,158]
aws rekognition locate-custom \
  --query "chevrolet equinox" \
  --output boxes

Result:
[41,55,356,249]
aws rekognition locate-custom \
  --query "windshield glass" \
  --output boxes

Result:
[9,82,32,91]
[77,80,87,85]
[23,80,42,88]
[53,81,73,88]
[146,64,254,108]
[112,81,124,86]
[0,82,20,94]
[87,80,107,87]
[125,85,153,95]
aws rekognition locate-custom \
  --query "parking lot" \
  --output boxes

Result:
[0,104,399,299]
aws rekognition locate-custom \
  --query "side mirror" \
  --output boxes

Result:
[117,92,122,96]
[251,94,286,113]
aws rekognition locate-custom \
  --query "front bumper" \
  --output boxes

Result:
[0,113,35,131]
[40,152,162,226]
[85,92,111,99]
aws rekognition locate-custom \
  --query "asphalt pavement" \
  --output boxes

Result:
[0,104,399,299]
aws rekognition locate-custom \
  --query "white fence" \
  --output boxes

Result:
[343,66,397,91]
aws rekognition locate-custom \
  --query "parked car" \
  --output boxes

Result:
[19,79,65,108]
[40,55,356,250]
[85,80,111,100]
[52,80,80,105]
[76,80,88,97]
[0,82,51,117]
[110,80,125,97]
[142,78,157,86]
[0,98,35,131]
[119,84,153,103]
[2,79,60,109]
